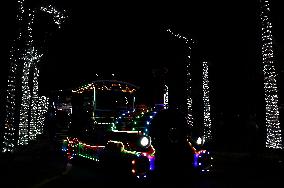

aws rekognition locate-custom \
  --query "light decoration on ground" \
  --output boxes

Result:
[166,28,195,127]
[2,0,67,151]
[202,61,212,144]
[63,137,155,177]
[188,140,213,173]
[260,0,283,149]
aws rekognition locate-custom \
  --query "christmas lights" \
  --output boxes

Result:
[63,137,155,177]
[113,110,158,134]
[163,84,168,109]
[18,47,43,145]
[40,5,66,29]
[202,61,212,144]
[260,0,283,149]
[29,63,40,140]
[166,28,194,127]
[2,0,67,151]
[72,80,137,94]
[2,0,26,152]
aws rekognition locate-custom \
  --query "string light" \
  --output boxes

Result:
[2,0,26,152]
[63,137,155,177]
[166,28,194,127]
[18,10,41,145]
[72,80,137,94]
[202,61,212,143]
[260,0,283,149]
[29,63,40,140]
[163,84,168,109]
[113,110,158,134]
[40,5,67,29]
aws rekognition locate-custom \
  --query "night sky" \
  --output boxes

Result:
[1,0,284,114]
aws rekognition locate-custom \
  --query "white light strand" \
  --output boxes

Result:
[40,5,67,29]
[18,47,43,146]
[29,64,40,140]
[18,10,42,146]
[260,0,283,149]
[167,28,194,127]
[2,0,26,152]
[36,96,49,135]
[163,84,168,109]
[202,61,212,143]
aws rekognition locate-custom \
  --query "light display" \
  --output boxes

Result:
[18,47,43,145]
[2,0,26,152]
[36,96,49,135]
[260,0,283,149]
[29,63,40,141]
[166,28,194,127]
[163,84,168,109]
[2,0,67,151]
[113,110,158,134]
[72,80,137,94]
[202,61,212,144]
[188,140,213,173]
[40,5,67,29]
[63,137,155,177]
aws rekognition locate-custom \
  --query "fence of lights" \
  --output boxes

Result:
[2,0,67,151]
[260,0,283,149]
[166,28,194,127]
[202,61,212,144]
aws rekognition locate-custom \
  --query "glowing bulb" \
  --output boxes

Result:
[140,137,149,147]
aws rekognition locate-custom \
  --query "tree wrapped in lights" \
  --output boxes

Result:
[260,0,283,149]
[202,61,212,144]
[166,28,195,127]
[2,0,67,152]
